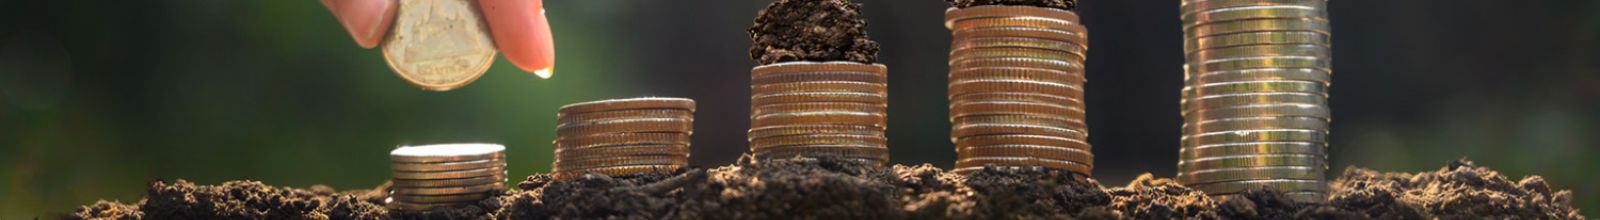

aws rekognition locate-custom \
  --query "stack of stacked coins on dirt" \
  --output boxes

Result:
[553,97,694,179]
[1176,0,1333,202]
[748,62,890,166]
[389,143,507,211]
[943,5,1093,175]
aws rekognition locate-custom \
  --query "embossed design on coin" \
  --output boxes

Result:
[382,0,497,91]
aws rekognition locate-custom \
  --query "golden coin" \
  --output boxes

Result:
[955,134,1090,151]
[558,97,695,116]
[751,71,888,85]
[1183,80,1326,96]
[393,167,505,180]
[1181,103,1331,119]
[950,100,1085,122]
[1180,0,1327,16]
[1182,5,1326,28]
[1186,44,1330,63]
[392,159,503,172]
[751,61,887,77]
[391,192,490,204]
[949,79,1083,98]
[557,109,692,125]
[949,66,1085,85]
[951,92,1082,107]
[1180,141,1323,158]
[954,156,1092,174]
[750,134,887,149]
[751,81,886,95]
[748,124,883,140]
[753,145,890,162]
[1184,179,1328,194]
[1177,166,1323,184]
[953,37,1087,58]
[951,123,1088,142]
[1179,154,1326,170]
[554,155,688,171]
[751,111,887,128]
[1214,192,1328,203]
[751,91,887,106]
[556,144,690,161]
[1182,117,1329,134]
[391,175,505,188]
[753,102,886,116]
[1187,57,1330,73]
[380,0,497,91]
[1184,67,1330,85]
[391,183,503,195]
[390,143,505,163]
[1182,129,1326,144]
[949,17,1086,35]
[953,114,1087,132]
[952,27,1087,48]
[1186,19,1331,39]
[1182,93,1326,112]
[957,144,1094,165]
[552,164,685,180]
[950,57,1083,72]
[944,5,1080,27]
[555,118,693,136]
[952,47,1085,63]
[556,132,690,149]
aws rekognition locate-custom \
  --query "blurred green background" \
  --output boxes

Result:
[2,0,1596,218]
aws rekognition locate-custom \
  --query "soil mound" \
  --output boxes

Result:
[749,0,880,65]
[67,158,1584,219]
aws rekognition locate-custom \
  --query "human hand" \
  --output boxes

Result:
[322,0,555,78]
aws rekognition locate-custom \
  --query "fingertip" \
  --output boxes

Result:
[330,0,397,49]
[479,0,555,76]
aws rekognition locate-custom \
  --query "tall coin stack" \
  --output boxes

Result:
[748,61,890,166]
[944,6,1093,175]
[389,143,507,211]
[553,97,694,179]
[1176,0,1332,202]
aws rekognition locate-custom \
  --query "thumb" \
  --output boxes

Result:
[323,0,398,49]
[479,0,555,78]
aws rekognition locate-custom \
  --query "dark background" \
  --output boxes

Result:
[2,0,1596,217]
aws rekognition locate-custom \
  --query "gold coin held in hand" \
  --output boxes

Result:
[382,0,498,91]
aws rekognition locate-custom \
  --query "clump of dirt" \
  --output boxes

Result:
[67,158,1585,219]
[945,0,1076,10]
[1330,159,1584,219]
[749,0,880,65]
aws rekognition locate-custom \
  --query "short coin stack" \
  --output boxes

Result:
[389,143,507,211]
[944,6,1093,175]
[748,61,890,166]
[553,97,694,179]
[1176,0,1333,202]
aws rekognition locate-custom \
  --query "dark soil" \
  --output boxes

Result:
[945,0,1076,11]
[749,0,880,65]
[67,158,1584,219]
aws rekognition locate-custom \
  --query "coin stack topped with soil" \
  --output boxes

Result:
[747,0,889,166]
[943,3,1093,175]
[553,97,695,179]
[388,143,507,211]
[1176,0,1333,202]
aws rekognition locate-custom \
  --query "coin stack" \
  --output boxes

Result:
[553,97,694,179]
[944,6,1093,175]
[389,143,507,211]
[1176,0,1333,202]
[748,61,890,166]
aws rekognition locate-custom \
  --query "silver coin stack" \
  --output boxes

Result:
[1176,0,1333,202]
[389,143,507,211]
